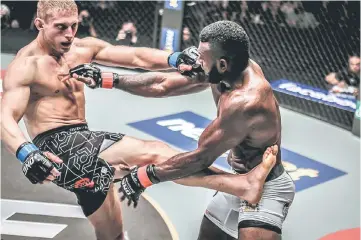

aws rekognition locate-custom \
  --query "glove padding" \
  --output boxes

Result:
[22,150,54,184]
[177,46,204,78]
[69,63,102,89]
[176,46,200,66]
[118,166,145,208]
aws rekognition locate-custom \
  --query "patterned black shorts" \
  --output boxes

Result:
[33,123,124,216]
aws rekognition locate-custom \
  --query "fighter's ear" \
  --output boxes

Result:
[34,17,45,31]
[217,58,228,73]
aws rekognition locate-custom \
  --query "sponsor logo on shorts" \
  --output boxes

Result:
[74,178,94,189]
[101,166,108,175]
[240,200,260,213]
[128,111,347,192]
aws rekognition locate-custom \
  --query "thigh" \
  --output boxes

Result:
[99,135,180,167]
[203,192,240,239]
[237,172,295,240]
[87,183,124,240]
[198,216,236,240]
[238,227,280,240]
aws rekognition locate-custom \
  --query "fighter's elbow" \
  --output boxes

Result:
[152,80,173,97]
[156,86,172,98]
[140,84,169,98]
[197,152,216,170]
[133,59,156,70]
[204,157,216,168]
[133,51,159,70]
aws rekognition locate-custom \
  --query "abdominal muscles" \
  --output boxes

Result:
[24,91,86,138]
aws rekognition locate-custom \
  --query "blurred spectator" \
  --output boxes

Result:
[116,21,137,46]
[246,1,264,25]
[182,26,193,48]
[85,0,117,40]
[11,19,19,28]
[325,55,360,95]
[280,1,299,27]
[203,1,226,23]
[261,1,287,27]
[231,1,251,24]
[1,4,11,28]
[77,10,97,38]
[294,3,319,29]
[1,4,19,29]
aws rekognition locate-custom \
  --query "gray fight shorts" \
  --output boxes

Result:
[204,170,295,238]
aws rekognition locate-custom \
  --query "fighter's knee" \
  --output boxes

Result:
[148,140,170,151]
[141,140,172,165]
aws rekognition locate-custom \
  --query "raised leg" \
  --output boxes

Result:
[99,136,277,203]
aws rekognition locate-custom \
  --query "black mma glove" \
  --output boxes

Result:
[168,46,204,77]
[16,142,54,184]
[69,63,119,89]
[118,164,160,208]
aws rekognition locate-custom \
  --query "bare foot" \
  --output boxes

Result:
[242,145,278,204]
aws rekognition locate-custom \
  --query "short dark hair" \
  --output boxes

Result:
[199,21,250,70]
[349,53,360,59]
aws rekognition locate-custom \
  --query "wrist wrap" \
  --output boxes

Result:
[16,142,39,163]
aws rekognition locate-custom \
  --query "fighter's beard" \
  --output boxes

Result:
[208,65,225,84]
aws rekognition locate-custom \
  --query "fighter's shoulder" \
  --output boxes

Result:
[74,37,111,51]
[6,55,38,80]
[219,93,252,123]
[11,42,50,68]
[224,84,271,119]
[5,49,44,88]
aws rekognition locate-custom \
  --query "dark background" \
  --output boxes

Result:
[1,1,360,130]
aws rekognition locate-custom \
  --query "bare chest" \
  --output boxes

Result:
[31,55,87,98]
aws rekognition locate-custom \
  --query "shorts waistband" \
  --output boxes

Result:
[33,124,89,146]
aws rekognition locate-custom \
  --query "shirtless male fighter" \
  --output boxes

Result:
[1,1,275,239]
[98,21,295,240]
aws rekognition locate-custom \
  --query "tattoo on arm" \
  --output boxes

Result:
[114,72,208,97]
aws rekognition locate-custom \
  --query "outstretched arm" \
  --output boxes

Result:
[117,96,265,206]
[114,71,209,97]
[70,63,209,97]
[79,37,174,70]
[154,97,251,181]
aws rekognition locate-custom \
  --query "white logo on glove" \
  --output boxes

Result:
[22,158,35,175]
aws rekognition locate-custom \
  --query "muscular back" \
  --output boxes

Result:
[211,61,282,173]
[6,39,93,139]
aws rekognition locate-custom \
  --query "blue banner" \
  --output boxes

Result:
[128,111,347,192]
[271,79,357,112]
[160,27,180,52]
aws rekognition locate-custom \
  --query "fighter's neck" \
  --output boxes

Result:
[218,69,247,92]
[35,34,63,60]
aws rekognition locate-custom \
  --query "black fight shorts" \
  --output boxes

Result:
[33,124,124,216]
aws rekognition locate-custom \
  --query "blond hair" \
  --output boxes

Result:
[37,0,78,21]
